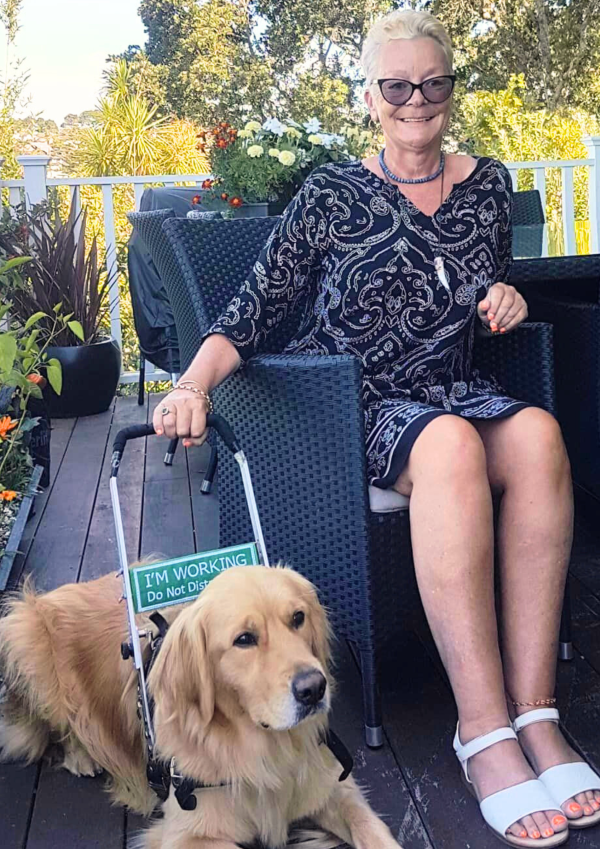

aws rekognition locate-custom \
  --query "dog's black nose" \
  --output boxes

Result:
[292,669,327,706]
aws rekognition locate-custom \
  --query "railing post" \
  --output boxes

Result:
[16,155,51,209]
[583,136,600,254]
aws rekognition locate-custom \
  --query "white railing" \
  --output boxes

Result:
[1,139,600,382]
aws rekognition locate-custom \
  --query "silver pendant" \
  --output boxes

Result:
[434,256,451,293]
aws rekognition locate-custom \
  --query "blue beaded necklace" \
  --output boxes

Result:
[378,149,445,184]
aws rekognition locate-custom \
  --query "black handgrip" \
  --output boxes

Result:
[110,415,240,478]
[206,413,240,454]
[111,424,155,476]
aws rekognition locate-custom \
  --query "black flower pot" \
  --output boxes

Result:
[45,337,121,418]
[232,200,286,219]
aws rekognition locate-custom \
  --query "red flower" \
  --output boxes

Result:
[27,373,47,389]
[201,179,214,189]
[229,197,243,208]
[192,194,202,205]
[216,139,228,149]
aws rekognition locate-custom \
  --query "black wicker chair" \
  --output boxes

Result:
[513,190,545,259]
[129,211,565,744]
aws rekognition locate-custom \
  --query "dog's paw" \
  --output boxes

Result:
[60,744,103,777]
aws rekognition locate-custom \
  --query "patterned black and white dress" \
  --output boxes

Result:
[207,157,531,488]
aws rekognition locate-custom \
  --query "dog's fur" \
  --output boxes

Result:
[0,565,401,849]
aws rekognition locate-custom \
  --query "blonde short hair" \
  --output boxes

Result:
[361,10,453,86]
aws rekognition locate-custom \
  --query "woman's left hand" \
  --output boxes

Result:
[477,282,528,334]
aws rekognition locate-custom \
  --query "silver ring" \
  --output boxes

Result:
[161,406,172,417]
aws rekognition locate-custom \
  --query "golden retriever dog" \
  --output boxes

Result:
[0,565,401,849]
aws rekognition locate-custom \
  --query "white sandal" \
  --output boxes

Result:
[514,707,600,829]
[454,723,568,847]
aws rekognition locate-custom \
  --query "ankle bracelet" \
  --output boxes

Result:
[511,698,557,707]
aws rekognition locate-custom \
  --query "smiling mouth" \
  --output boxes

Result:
[398,117,434,123]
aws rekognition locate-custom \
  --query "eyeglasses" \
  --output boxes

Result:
[376,75,456,107]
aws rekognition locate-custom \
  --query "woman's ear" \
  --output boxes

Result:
[148,608,215,746]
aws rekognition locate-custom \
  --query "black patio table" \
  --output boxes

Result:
[509,243,600,505]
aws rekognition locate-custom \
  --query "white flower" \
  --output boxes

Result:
[304,118,321,133]
[307,134,323,145]
[244,120,261,132]
[247,144,264,158]
[278,150,296,166]
[262,118,287,136]
[268,148,281,158]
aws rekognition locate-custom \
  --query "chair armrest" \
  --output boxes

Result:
[473,321,556,416]
[212,353,375,639]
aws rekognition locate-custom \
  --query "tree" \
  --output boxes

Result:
[433,0,600,112]
[0,0,29,176]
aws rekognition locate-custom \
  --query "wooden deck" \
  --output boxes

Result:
[2,393,600,849]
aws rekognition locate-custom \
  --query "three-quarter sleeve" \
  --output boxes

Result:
[205,170,328,362]
[496,163,514,282]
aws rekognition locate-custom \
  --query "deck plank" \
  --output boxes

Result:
[79,395,148,581]
[19,409,114,592]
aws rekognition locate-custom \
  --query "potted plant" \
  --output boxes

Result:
[0,296,72,587]
[195,117,374,217]
[0,202,120,418]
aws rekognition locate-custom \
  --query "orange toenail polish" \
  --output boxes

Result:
[592,801,600,809]
[553,816,566,826]
[584,805,593,814]
[488,313,495,319]
[490,322,498,332]
[570,803,581,812]
[520,830,528,838]
[532,830,541,839]
[500,327,507,333]
[543,829,554,837]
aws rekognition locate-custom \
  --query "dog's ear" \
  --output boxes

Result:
[307,590,331,675]
[148,608,215,742]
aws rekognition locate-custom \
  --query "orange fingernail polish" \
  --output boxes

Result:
[500,327,507,333]
[490,323,498,332]
[553,816,566,826]
[156,428,163,435]
[488,312,495,319]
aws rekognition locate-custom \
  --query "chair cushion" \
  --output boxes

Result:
[368,485,409,513]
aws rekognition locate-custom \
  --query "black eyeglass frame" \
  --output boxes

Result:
[376,75,456,106]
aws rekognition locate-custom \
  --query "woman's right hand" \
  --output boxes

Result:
[152,388,209,448]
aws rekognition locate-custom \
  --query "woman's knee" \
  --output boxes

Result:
[396,415,486,494]
[506,408,570,480]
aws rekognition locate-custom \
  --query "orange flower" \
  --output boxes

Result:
[0,416,18,439]
[201,179,214,189]
[192,194,202,205]
[216,139,228,149]
[229,197,243,208]
[0,490,17,502]
[220,192,228,201]
[27,373,47,389]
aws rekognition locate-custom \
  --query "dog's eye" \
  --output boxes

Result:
[292,610,305,629]
[233,632,257,648]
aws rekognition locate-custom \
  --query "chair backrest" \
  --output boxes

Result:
[513,189,544,258]
[161,216,286,371]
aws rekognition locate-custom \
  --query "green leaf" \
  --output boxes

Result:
[0,334,17,376]
[25,383,43,400]
[0,256,32,273]
[22,356,34,371]
[24,311,48,330]
[53,302,63,314]
[46,358,62,395]
[67,320,85,342]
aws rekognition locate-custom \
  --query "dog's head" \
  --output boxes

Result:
[149,566,331,738]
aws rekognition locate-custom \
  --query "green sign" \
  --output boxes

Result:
[129,543,260,613]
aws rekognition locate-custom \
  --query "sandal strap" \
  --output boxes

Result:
[513,708,560,733]
[539,762,600,806]
[480,779,563,837]
[454,724,517,782]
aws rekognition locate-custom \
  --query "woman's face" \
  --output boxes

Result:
[365,37,452,154]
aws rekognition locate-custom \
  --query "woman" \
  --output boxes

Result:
[153,10,600,846]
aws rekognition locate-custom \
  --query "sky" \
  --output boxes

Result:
[3,0,147,124]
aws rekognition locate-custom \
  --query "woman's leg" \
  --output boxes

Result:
[473,407,600,821]
[394,414,566,840]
